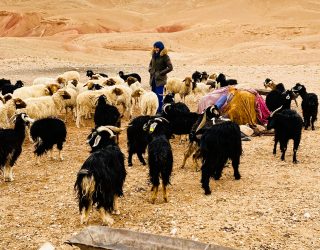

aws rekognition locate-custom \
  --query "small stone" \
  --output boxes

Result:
[170,227,177,235]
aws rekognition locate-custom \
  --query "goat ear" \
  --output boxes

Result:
[92,135,101,148]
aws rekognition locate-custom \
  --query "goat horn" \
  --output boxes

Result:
[98,125,124,133]
[270,105,283,117]
[162,103,171,114]
[96,126,115,137]
[196,111,207,132]
[158,117,170,123]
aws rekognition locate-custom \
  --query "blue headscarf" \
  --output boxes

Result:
[153,41,164,58]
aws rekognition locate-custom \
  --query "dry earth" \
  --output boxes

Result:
[0,1,320,250]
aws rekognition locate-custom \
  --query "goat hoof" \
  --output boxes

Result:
[204,189,211,195]
[142,162,146,166]
[112,210,120,215]
[128,163,133,167]
[293,160,299,164]
[235,174,241,180]
[103,217,114,226]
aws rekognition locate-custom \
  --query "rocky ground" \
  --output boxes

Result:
[0,60,319,250]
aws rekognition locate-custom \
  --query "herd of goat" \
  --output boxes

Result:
[0,69,318,225]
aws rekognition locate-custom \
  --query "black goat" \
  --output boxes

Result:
[143,117,173,204]
[292,83,318,130]
[199,120,242,195]
[216,73,238,88]
[181,105,221,170]
[1,80,24,95]
[0,113,33,182]
[127,115,152,167]
[161,102,199,142]
[118,71,141,83]
[86,70,108,79]
[266,89,295,112]
[94,95,121,143]
[30,117,67,164]
[75,125,126,225]
[127,115,172,167]
[267,107,303,163]
[94,95,121,128]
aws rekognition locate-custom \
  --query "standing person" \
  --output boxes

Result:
[149,41,173,113]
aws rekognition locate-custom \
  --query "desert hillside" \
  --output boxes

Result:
[0,0,320,65]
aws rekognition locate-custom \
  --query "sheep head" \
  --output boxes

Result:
[183,77,192,87]
[209,73,217,80]
[46,83,61,95]
[112,87,123,96]
[13,98,27,109]
[131,88,144,98]
[57,89,71,99]
[57,77,67,85]
[126,76,138,86]
[105,78,116,86]
[3,93,13,102]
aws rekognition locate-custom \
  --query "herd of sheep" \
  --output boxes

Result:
[0,69,318,225]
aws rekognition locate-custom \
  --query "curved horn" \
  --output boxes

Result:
[196,111,207,132]
[98,125,124,133]
[270,105,283,117]
[154,117,170,123]
[96,126,115,138]
[162,103,171,114]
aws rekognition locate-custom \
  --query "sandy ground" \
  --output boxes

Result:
[0,1,320,250]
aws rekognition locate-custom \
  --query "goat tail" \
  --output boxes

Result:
[75,169,96,199]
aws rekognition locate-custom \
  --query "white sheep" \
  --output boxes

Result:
[109,84,133,118]
[192,82,211,101]
[0,98,26,128]
[17,89,71,120]
[32,77,56,85]
[62,81,80,120]
[12,83,60,100]
[75,89,106,128]
[56,70,81,86]
[102,76,125,87]
[131,88,158,116]
[126,76,142,108]
[165,77,193,103]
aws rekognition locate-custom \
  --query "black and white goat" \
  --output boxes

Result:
[118,71,141,83]
[292,83,318,130]
[264,79,296,112]
[1,80,24,95]
[30,117,67,164]
[0,113,33,182]
[199,119,242,195]
[75,125,126,225]
[86,70,108,79]
[267,106,303,163]
[216,73,238,88]
[143,117,173,204]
